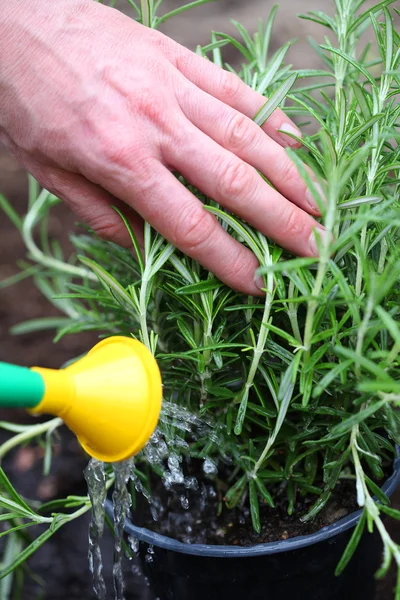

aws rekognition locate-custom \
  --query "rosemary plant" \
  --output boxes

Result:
[0,0,400,596]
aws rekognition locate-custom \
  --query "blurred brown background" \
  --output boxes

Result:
[0,1,398,598]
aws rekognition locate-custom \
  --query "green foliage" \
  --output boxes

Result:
[0,0,400,594]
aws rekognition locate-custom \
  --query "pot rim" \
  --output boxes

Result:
[106,450,400,558]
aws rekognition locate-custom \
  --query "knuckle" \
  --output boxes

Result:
[280,156,300,187]
[131,156,159,194]
[133,85,165,124]
[146,29,174,56]
[175,205,216,253]
[174,50,192,74]
[217,159,254,200]
[96,132,155,180]
[162,113,191,150]
[97,137,133,168]
[175,83,193,112]
[224,113,257,151]
[132,154,156,180]
[223,248,254,284]
[219,71,244,103]
[281,206,307,239]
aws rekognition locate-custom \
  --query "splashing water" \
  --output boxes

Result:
[84,460,107,600]
[112,459,133,600]
[128,535,139,554]
[144,544,155,563]
[84,402,220,599]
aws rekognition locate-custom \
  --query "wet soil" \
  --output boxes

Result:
[133,465,362,547]
[0,1,399,598]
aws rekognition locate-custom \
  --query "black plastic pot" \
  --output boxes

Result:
[106,453,400,600]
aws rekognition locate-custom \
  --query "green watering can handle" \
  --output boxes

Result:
[0,362,44,409]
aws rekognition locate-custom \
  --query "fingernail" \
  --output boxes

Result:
[306,183,326,212]
[309,226,328,256]
[279,122,302,146]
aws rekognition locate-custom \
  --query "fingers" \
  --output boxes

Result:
[40,168,145,249]
[89,156,262,295]
[173,46,301,148]
[176,84,321,215]
[164,121,325,259]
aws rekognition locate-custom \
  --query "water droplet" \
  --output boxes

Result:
[180,495,189,510]
[184,476,198,490]
[203,458,217,475]
[131,564,142,576]
[128,536,139,554]
[145,544,154,563]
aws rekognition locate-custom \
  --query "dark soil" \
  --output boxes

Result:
[133,465,364,547]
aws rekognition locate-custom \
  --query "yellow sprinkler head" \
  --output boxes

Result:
[30,337,162,463]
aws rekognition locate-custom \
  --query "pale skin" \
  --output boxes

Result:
[0,0,327,295]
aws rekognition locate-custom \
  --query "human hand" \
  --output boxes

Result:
[0,0,326,294]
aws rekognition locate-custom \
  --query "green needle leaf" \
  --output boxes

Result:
[254,73,298,127]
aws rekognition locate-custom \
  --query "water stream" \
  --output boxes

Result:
[85,402,217,600]
[84,459,107,600]
[112,460,133,600]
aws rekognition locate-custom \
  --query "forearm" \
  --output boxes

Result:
[0,0,93,141]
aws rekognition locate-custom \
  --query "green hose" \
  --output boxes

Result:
[0,362,44,408]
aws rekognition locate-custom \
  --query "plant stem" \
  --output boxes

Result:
[22,190,96,282]
[199,319,212,405]
[139,274,151,351]
[236,238,274,432]
[351,424,400,571]
[140,0,151,27]
[0,419,63,462]
[287,280,302,343]
[303,252,329,357]
[242,290,272,398]
[355,296,374,377]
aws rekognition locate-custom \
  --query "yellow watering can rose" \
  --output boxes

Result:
[0,337,162,463]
